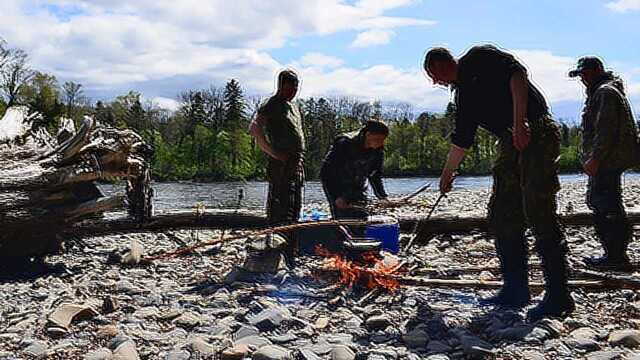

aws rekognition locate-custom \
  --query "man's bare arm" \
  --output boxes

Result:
[439,144,466,193]
[248,114,286,161]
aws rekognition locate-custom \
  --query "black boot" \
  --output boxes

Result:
[481,236,530,308]
[585,214,634,272]
[527,246,574,321]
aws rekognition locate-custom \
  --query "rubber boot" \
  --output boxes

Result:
[585,214,633,272]
[480,236,530,308]
[527,245,574,321]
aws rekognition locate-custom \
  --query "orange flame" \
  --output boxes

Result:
[315,245,402,291]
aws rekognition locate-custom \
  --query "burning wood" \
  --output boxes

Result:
[315,245,405,292]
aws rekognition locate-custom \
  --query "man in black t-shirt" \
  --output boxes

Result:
[423,45,574,321]
[249,69,305,261]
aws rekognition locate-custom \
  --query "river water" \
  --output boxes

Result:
[99,173,640,213]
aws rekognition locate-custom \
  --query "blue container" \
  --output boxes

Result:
[365,215,400,254]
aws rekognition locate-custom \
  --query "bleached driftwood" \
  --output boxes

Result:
[0,107,153,259]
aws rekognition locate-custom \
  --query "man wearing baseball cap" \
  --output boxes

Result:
[570,56,640,271]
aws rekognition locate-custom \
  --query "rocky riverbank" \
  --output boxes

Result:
[3,179,640,359]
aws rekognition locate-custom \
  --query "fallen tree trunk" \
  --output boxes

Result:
[71,209,640,237]
[0,107,153,258]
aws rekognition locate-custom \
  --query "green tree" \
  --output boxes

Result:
[20,71,63,132]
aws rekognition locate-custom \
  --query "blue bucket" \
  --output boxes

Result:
[365,215,400,254]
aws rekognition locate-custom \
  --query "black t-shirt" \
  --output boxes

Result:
[451,45,549,149]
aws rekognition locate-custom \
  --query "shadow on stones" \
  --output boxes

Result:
[0,257,74,283]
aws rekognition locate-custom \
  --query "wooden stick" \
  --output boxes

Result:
[571,268,640,289]
[402,182,432,201]
[393,275,610,291]
[145,219,371,261]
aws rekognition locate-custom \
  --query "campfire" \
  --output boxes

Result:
[315,245,405,292]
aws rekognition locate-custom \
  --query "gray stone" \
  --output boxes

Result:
[425,356,450,360]
[567,327,601,352]
[493,324,533,341]
[172,312,201,328]
[249,307,290,331]
[426,340,451,353]
[608,329,640,348]
[458,334,495,358]
[253,345,291,360]
[84,349,113,360]
[331,345,355,360]
[242,249,288,273]
[308,341,333,355]
[520,350,545,360]
[189,338,216,355]
[270,333,298,344]
[108,335,139,360]
[370,333,393,344]
[570,327,598,341]
[221,345,250,360]
[566,337,600,352]
[23,340,47,357]
[523,327,552,343]
[165,350,190,360]
[299,349,321,360]
[586,350,624,360]
[402,329,429,348]
[538,318,565,337]
[365,315,392,331]
[234,335,272,349]
[369,348,398,359]
[319,333,353,345]
[234,324,260,340]
[564,317,588,330]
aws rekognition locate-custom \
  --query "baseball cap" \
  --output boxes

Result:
[568,56,604,77]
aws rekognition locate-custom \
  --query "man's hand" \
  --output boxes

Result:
[335,197,349,209]
[439,169,456,194]
[513,120,531,152]
[583,157,600,176]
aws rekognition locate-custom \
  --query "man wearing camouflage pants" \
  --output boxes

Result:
[423,45,574,320]
[249,69,305,262]
[570,57,639,271]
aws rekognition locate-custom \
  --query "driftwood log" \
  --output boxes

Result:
[0,107,153,259]
[71,209,640,238]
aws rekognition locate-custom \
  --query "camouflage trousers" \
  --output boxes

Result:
[266,157,304,225]
[488,116,567,258]
[266,157,304,256]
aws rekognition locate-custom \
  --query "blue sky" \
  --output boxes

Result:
[1,0,639,121]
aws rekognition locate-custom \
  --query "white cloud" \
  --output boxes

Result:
[297,53,344,69]
[151,97,180,111]
[350,29,396,48]
[0,0,434,93]
[292,58,449,109]
[512,50,582,103]
[606,0,640,12]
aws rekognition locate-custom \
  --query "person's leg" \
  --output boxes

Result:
[521,117,573,320]
[586,170,633,270]
[266,167,302,264]
[483,134,530,308]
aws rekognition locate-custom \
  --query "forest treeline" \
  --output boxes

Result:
[1,38,590,181]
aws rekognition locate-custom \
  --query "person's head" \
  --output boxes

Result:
[277,69,300,101]
[569,56,605,87]
[361,120,389,149]
[423,47,458,86]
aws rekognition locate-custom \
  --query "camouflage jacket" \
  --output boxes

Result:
[320,130,387,203]
[581,73,640,171]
